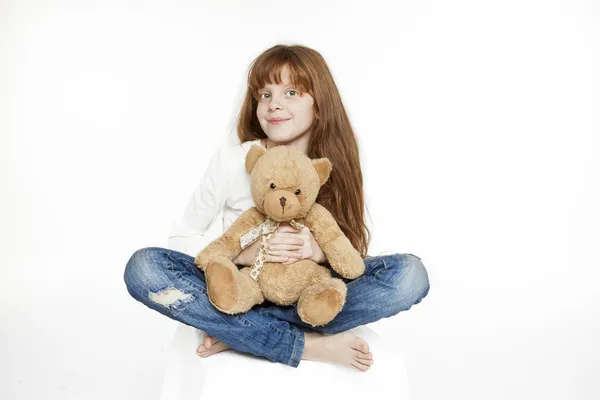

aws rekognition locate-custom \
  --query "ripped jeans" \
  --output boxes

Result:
[123,247,430,368]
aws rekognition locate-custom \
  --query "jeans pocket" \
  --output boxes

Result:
[374,255,402,287]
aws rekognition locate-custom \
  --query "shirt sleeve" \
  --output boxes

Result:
[166,146,229,257]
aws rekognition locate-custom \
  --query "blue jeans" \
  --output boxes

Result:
[124,247,430,368]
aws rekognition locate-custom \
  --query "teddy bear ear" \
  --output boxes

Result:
[312,157,332,186]
[245,144,267,174]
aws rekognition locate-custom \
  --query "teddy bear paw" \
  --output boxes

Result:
[298,287,346,327]
[205,259,239,313]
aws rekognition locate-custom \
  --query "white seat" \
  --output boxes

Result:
[159,322,412,400]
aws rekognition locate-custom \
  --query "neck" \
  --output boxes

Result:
[263,132,311,154]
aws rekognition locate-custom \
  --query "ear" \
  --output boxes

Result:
[245,144,267,174]
[312,157,332,186]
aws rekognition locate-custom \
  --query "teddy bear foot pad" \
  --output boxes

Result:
[298,287,346,327]
[205,260,239,312]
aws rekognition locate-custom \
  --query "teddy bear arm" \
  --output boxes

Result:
[194,207,266,271]
[305,204,365,279]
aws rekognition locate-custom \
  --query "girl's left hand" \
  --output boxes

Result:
[268,224,327,264]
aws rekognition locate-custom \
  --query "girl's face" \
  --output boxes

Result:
[256,66,315,144]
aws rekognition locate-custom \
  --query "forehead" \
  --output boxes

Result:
[261,67,296,87]
[250,61,311,95]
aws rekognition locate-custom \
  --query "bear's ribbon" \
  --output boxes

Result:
[240,218,306,281]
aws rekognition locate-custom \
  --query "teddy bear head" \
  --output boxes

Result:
[245,144,332,222]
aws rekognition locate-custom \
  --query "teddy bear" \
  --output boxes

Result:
[194,144,365,327]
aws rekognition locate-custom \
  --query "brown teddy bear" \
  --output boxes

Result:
[194,145,365,327]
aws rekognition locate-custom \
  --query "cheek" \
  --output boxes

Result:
[288,107,310,123]
[257,103,269,115]
[300,105,315,121]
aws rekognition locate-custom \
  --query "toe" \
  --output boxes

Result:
[196,349,208,357]
[353,337,370,354]
[351,360,370,371]
[356,357,374,367]
[354,349,372,360]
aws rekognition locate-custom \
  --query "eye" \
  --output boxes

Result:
[295,189,301,195]
[258,89,298,100]
[270,183,276,189]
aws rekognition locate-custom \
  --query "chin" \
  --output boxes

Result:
[267,132,297,143]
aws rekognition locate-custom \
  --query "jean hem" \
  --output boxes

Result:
[287,331,304,367]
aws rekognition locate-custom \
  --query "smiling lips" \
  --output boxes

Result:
[268,118,290,124]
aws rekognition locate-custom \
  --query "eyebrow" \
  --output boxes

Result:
[260,83,297,89]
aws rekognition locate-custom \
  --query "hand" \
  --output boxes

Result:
[267,223,326,265]
[232,224,305,266]
[232,239,262,267]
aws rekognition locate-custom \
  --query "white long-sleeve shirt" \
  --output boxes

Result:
[166,139,263,257]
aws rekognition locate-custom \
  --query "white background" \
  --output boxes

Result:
[1,0,599,399]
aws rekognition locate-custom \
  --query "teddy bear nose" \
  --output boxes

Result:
[279,196,287,207]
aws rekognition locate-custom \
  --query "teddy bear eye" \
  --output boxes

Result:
[295,189,301,195]
[270,183,276,189]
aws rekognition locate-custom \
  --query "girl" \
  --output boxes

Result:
[124,44,430,372]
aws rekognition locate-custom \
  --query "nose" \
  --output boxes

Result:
[268,103,282,112]
[279,196,287,207]
[268,94,283,112]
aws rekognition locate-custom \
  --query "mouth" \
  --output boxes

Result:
[268,118,290,124]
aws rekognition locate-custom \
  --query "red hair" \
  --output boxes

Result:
[236,44,371,258]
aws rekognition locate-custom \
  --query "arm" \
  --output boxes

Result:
[304,203,365,279]
[233,236,262,267]
[194,207,266,271]
[167,147,229,256]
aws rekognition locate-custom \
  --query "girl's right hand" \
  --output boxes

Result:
[233,224,305,266]
[266,224,305,263]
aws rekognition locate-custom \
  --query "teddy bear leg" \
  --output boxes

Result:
[297,277,348,327]
[205,256,264,314]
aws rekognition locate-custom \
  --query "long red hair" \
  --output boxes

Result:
[236,44,371,258]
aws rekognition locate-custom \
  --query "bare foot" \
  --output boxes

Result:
[196,335,231,358]
[302,331,374,372]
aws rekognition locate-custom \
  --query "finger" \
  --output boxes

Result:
[271,231,304,239]
[267,249,303,259]
[277,225,301,232]
[265,254,289,263]
[283,258,299,264]
[270,236,305,246]
[269,244,304,251]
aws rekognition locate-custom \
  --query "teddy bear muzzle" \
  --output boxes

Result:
[263,190,302,221]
